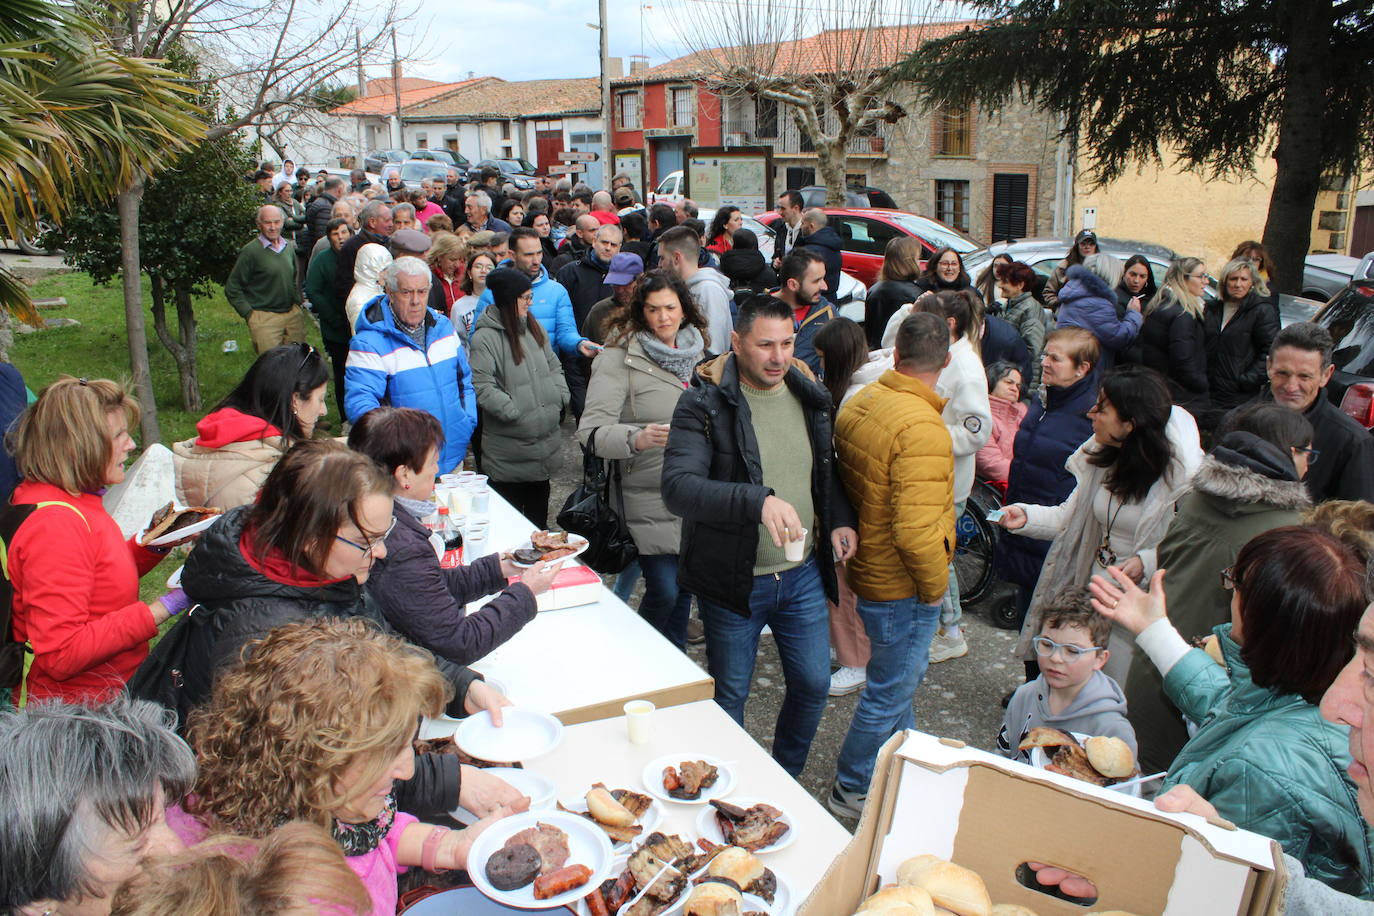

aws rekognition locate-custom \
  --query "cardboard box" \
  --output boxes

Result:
[798,730,1285,916]
[508,564,603,611]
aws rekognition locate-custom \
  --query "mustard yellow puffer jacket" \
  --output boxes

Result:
[834,368,955,605]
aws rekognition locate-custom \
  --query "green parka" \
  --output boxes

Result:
[468,306,570,483]
[1162,625,1374,899]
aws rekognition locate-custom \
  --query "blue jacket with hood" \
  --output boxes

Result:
[473,264,586,358]
[1055,264,1141,370]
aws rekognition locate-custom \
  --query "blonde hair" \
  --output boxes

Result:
[426,230,469,270]
[1303,500,1374,567]
[1218,257,1270,299]
[9,376,139,494]
[110,822,370,916]
[1045,326,1099,370]
[187,618,451,835]
[1148,257,1206,320]
[879,236,924,283]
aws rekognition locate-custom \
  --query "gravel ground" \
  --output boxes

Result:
[546,417,1026,824]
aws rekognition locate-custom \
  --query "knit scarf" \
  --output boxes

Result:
[396,495,438,520]
[636,326,704,384]
[331,794,397,857]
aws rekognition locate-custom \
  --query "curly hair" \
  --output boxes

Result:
[186,618,451,835]
[603,269,706,347]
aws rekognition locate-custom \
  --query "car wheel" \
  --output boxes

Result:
[16,220,62,256]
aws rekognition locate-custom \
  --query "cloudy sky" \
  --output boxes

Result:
[383,0,973,84]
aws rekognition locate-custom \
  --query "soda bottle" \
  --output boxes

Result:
[440,509,464,568]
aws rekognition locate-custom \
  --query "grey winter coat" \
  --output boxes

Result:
[577,335,692,556]
[1124,437,1311,772]
[998,290,1047,388]
[469,306,570,482]
[997,670,1137,762]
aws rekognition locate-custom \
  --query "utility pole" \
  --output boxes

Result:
[355,29,367,169]
[391,28,404,149]
[599,0,612,170]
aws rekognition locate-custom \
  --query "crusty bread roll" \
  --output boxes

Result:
[991,905,1041,916]
[586,786,635,826]
[684,881,744,916]
[707,846,766,888]
[1202,634,1224,666]
[896,855,991,916]
[1084,736,1135,779]
[855,885,935,915]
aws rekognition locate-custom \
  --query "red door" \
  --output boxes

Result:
[535,130,562,176]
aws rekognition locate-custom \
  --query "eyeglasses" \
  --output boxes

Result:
[1032,636,1104,660]
[335,517,396,555]
[1220,566,1238,590]
[1294,445,1320,465]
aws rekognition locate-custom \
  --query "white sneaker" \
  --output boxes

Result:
[928,626,968,663]
[829,665,867,696]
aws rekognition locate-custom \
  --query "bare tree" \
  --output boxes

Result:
[79,0,419,441]
[662,0,940,204]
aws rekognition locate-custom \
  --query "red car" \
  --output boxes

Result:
[757,207,979,288]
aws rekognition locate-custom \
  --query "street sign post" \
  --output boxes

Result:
[557,150,599,162]
[548,163,586,175]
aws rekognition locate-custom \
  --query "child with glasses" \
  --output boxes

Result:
[997,585,1137,761]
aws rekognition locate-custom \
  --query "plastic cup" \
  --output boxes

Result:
[625,699,655,744]
[783,528,808,563]
[470,474,489,489]
[440,474,461,487]
[446,486,472,515]
[472,487,491,514]
[466,531,488,559]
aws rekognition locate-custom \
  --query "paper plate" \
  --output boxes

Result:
[560,795,664,852]
[510,534,589,568]
[467,811,613,910]
[1028,732,1142,798]
[640,754,735,805]
[143,511,221,547]
[693,798,796,854]
[452,767,557,824]
[402,883,577,914]
[166,565,183,589]
[456,709,563,762]
[672,874,792,916]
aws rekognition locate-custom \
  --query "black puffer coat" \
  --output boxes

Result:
[1138,297,1209,413]
[662,353,857,614]
[864,279,922,349]
[556,251,612,330]
[1203,290,1279,411]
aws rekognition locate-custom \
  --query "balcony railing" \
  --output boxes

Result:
[721,109,887,157]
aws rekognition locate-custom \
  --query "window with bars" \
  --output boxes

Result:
[617,92,642,130]
[755,98,778,138]
[671,87,694,127]
[935,179,970,232]
[934,106,972,157]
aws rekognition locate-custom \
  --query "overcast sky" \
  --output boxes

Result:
[381,0,973,84]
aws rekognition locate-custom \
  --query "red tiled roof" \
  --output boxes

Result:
[406,78,601,120]
[331,76,496,117]
[613,20,978,85]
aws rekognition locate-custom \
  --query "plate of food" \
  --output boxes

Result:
[455,709,564,763]
[402,884,579,914]
[693,798,794,854]
[1021,728,1141,796]
[453,767,557,824]
[140,502,221,547]
[641,755,734,805]
[578,833,721,916]
[468,811,613,910]
[558,784,663,851]
[510,530,590,568]
[686,845,790,915]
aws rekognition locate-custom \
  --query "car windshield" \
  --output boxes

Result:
[400,162,448,181]
[888,214,977,253]
[1320,297,1374,376]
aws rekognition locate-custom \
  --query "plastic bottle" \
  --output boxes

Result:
[440,508,464,568]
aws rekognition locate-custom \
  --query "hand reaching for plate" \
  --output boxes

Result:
[465,679,514,727]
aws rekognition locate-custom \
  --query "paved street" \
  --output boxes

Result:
[547,415,1025,821]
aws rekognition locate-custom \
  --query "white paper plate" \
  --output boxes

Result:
[640,754,735,805]
[452,767,557,824]
[166,565,183,589]
[142,511,221,547]
[467,811,612,910]
[673,875,792,916]
[402,884,578,914]
[510,534,589,568]
[1028,732,1142,797]
[573,855,628,916]
[456,709,564,762]
[693,798,796,854]
[561,795,664,851]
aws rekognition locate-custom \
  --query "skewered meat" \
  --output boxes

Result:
[709,799,789,852]
[663,760,719,799]
[503,823,570,874]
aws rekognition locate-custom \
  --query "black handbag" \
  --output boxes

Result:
[557,427,639,574]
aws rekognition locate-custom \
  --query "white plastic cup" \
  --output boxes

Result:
[466,531,488,558]
[447,486,472,515]
[625,699,655,745]
[783,528,808,563]
[440,474,461,487]
[472,487,491,514]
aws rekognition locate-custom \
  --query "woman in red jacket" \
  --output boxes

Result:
[8,377,189,704]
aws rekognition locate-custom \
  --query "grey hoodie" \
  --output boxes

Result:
[686,267,734,356]
[997,669,1137,761]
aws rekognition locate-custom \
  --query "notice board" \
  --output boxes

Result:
[684,147,774,215]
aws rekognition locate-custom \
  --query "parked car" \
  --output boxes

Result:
[1303,253,1366,302]
[379,160,450,191]
[301,165,382,190]
[649,170,685,206]
[363,149,409,173]
[408,148,470,177]
[757,207,978,288]
[1313,252,1374,428]
[474,158,537,190]
[698,207,867,321]
[964,237,1323,327]
[797,185,898,209]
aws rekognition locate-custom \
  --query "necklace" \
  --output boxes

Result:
[1096,491,1128,568]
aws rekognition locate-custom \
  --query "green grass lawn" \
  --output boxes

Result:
[10,270,328,606]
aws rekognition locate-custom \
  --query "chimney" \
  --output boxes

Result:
[630,59,647,74]
[607,57,624,79]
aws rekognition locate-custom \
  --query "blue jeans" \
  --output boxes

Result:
[637,554,692,650]
[612,559,641,602]
[699,556,831,777]
[835,595,942,793]
[941,499,967,628]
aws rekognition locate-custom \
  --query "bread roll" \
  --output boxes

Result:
[991,905,1041,916]
[684,881,744,916]
[855,885,935,915]
[1084,736,1135,779]
[707,846,766,888]
[896,855,991,916]
[586,786,636,826]
[1202,634,1224,666]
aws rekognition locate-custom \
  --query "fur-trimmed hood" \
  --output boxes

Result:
[1190,454,1311,511]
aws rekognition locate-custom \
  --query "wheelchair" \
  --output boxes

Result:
[954,479,1022,629]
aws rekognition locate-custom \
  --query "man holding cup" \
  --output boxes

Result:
[663,294,858,779]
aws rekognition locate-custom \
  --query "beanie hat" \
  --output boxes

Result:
[486,267,534,309]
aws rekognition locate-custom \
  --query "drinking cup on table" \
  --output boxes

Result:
[783,528,808,563]
[470,474,489,490]
[625,699,655,745]
[447,486,472,515]
[472,487,491,514]
[466,530,488,558]
[441,474,461,487]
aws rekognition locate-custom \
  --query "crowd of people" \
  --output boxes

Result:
[1,158,1373,915]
